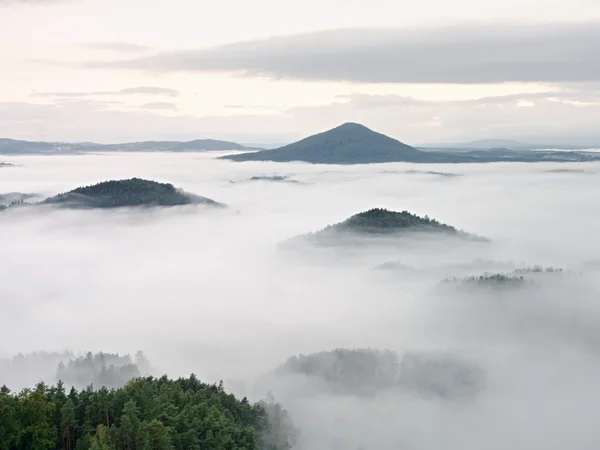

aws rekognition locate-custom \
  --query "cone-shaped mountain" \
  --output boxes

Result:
[222,123,456,164]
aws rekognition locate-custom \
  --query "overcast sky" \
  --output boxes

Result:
[1,0,599,144]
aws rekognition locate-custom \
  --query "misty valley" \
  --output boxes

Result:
[1,151,600,450]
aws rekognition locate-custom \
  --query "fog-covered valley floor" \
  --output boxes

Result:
[2,152,600,449]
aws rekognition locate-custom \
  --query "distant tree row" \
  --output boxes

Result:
[0,375,295,450]
[56,351,151,390]
[0,351,151,391]
[441,266,570,290]
[278,348,483,399]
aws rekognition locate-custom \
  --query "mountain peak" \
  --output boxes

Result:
[334,122,372,131]
[222,122,430,164]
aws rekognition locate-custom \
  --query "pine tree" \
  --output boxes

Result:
[61,399,76,450]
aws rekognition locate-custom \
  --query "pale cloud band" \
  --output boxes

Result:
[32,86,180,98]
[82,22,600,84]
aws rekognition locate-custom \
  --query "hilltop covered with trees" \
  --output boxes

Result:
[0,375,295,450]
[40,178,225,209]
[287,208,485,246]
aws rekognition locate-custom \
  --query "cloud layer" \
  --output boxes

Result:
[2,153,600,449]
[85,22,600,84]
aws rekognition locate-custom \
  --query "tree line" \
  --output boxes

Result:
[0,375,295,450]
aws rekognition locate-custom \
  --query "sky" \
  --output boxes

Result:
[2,153,600,448]
[1,0,600,144]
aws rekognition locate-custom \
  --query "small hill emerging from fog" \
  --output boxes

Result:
[265,348,484,399]
[42,178,225,209]
[288,208,485,246]
[222,123,456,164]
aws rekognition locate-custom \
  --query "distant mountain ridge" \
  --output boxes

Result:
[0,138,261,154]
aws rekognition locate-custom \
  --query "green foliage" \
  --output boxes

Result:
[41,178,224,209]
[0,375,291,450]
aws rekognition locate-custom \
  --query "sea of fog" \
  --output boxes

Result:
[2,152,600,449]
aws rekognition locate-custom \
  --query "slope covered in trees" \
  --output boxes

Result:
[0,375,294,450]
[41,178,225,209]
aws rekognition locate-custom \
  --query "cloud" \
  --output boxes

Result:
[32,86,180,98]
[82,42,151,53]
[340,88,600,109]
[139,101,177,110]
[78,22,600,84]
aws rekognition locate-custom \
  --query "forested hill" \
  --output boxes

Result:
[290,208,486,243]
[0,375,295,450]
[40,178,225,209]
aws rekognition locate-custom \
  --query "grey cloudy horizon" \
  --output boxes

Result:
[1,0,600,144]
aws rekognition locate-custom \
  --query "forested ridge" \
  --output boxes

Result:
[0,375,294,450]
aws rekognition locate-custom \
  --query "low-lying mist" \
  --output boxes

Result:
[2,152,600,449]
